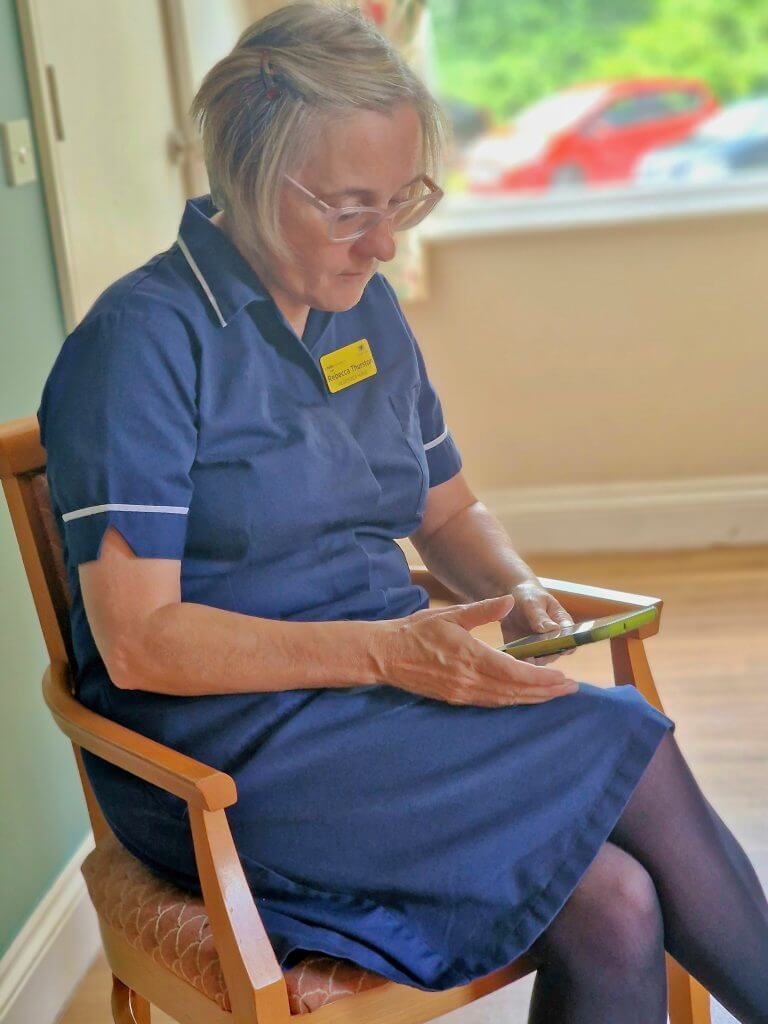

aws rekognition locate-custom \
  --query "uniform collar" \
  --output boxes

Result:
[176,195,270,327]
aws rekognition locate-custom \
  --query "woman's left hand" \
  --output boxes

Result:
[500,581,575,665]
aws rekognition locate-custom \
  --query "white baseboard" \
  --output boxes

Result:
[479,474,768,554]
[0,832,99,1024]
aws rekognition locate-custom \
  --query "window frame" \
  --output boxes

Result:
[422,174,768,242]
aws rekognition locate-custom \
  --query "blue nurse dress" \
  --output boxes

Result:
[39,195,672,991]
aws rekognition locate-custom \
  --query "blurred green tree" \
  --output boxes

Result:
[429,0,651,120]
[430,0,768,121]
[591,0,768,102]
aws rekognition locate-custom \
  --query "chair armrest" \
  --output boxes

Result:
[538,578,662,637]
[43,661,237,811]
[410,566,662,636]
[45,660,290,1016]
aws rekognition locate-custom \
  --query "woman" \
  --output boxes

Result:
[39,4,767,1021]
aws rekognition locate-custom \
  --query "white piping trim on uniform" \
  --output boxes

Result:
[62,504,190,523]
[177,235,227,328]
[424,427,449,452]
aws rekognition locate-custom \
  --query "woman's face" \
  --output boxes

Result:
[266,102,424,316]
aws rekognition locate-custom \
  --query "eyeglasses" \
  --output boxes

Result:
[284,174,443,242]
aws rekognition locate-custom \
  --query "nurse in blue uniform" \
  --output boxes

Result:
[38,5,768,1022]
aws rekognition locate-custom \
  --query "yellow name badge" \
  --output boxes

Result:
[320,339,377,394]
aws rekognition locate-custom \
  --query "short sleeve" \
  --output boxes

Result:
[412,341,463,487]
[378,276,462,487]
[38,307,198,565]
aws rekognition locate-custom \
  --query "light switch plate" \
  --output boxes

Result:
[1,119,38,187]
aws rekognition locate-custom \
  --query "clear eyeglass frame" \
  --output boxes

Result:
[284,173,444,242]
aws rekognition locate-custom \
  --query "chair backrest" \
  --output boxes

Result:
[0,414,114,838]
[0,416,75,674]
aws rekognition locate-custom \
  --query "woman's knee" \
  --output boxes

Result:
[534,844,665,975]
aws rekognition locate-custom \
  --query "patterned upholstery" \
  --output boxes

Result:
[82,834,390,1014]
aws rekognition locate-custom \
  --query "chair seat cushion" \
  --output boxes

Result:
[81,833,389,1014]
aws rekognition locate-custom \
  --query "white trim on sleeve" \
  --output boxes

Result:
[424,427,449,452]
[62,503,190,523]
[177,235,227,328]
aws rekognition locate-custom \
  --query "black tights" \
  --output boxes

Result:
[527,732,768,1024]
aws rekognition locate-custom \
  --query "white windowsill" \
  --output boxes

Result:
[421,175,768,241]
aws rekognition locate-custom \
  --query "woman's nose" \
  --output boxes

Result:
[354,217,396,262]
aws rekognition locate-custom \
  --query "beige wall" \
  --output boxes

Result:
[404,210,768,491]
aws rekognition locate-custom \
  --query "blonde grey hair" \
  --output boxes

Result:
[191,1,445,261]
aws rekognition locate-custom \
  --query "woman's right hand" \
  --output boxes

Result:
[369,595,579,708]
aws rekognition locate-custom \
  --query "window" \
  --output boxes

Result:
[427,0,768,223]
[657,89,705,115]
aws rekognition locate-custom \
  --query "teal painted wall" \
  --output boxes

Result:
[0,0,90,959]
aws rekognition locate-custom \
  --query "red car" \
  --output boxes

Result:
[464,78,718,192]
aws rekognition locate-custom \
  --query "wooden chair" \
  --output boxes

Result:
[0,414,711,1024]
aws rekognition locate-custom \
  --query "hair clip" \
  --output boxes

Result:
[259,49,281,101]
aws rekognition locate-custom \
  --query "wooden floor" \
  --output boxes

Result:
[58,546,768,1024]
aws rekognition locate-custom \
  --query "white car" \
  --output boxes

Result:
[636,98,768,185]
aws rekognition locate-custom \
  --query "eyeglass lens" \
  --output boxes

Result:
[329,191,439,241]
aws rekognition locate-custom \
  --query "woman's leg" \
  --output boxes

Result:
[527,842,668,1024]
[609,731,768,1023]
[702,794,767,906]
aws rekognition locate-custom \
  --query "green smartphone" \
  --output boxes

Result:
[499,606,658,660]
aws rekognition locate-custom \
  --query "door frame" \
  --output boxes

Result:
[14,0,198,332]
[15,0,80,331]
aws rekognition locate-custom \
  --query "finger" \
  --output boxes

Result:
[474,640,576,689]
[528,598,557,630]
[535,618,560,632]
[502,668,578,693]
[512,682,579,704]
[516,672,579,693]
[461,675,579,707]
[547,597,575,629]
[516,594,560,633]
[409,604,464,622]
[441,594,516,632]
[507,658,577,690]
[527,650,576,666]
[438,663,577,704]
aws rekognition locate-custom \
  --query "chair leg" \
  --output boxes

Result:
[667,955,711,1024]
[111,975,152,1024]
